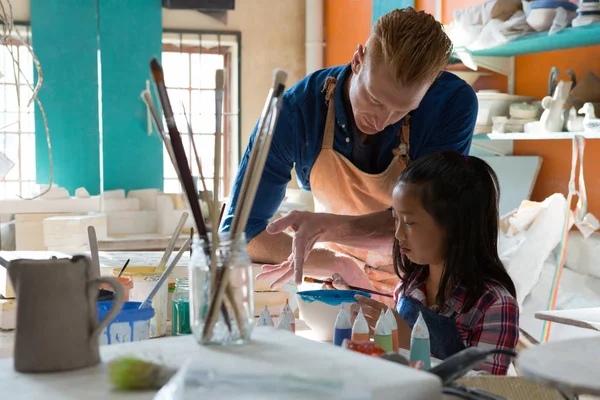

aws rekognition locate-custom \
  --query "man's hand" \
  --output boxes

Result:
[262,210,334,285]
[257,249,373,290]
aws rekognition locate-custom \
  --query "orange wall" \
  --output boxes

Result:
[324,0,372,66]
[513,47,600,215]
[326,0,600,216]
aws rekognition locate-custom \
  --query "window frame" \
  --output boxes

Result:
[0,21,36,200]
[161,29,241,199]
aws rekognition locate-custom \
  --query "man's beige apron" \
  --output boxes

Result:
[309,77,411,297]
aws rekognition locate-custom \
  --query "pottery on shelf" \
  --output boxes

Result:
[567,107,585,132]
[579,102,600,133]
[540,80,572,132]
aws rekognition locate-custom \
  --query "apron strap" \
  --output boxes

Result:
[321,77,337,150]
[394,114,411,163]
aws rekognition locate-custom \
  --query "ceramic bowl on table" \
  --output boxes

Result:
[296,289,371,342]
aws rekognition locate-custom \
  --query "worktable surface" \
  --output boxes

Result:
[0,327,442,400]
[517,336,600,396]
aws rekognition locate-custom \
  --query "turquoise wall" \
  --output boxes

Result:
[30,0,163,195]
[31,0,101,194]
[372,0,416,26]
[98,0,163,192]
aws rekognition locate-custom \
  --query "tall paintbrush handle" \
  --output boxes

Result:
[139,237,192,309]
[157,212,189,272]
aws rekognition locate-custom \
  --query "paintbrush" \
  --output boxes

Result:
[303,277,394,298]
[150,58,233,331]
[182,102,213,215]
[141,90,180,190]
[139,236,192,309]
[156,212,188,273]
[117,259,130,278]
[150,58,208,243]
[218,202,226,228]
[209,69,225,293]
[202,68,288,341]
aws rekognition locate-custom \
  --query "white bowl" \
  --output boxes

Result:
[527,6,577,32]
[296,290,371,342]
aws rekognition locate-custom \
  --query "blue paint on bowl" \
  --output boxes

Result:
[296,290,371,306]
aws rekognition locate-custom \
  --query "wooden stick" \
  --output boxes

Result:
[156,212,188,273]
[202,69,288,341]
[182,103,213,215]
[210,70,225,286]
[302,277,394,298]
[87,225,101,279]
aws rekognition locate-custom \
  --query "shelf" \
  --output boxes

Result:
[473,131,600,140]
[450,23,600,75]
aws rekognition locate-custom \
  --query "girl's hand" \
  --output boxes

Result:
[322,273,351,290]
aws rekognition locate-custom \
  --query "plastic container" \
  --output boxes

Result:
[97,301,155,345]
[112,266,182,337]
[129,273,168,338]
[100,276,133,301]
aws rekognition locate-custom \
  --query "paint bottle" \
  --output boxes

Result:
[281,299,295,333]
[385,307,399,352]
[256,305,274,327]
[333,307,352,346]
[409,311,431,371]
[351,307,370,342]
[276,312,294,332]
[374,309,393,352]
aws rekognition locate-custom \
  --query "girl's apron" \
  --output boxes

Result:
[396,297,466,360]
[309,77,411,297]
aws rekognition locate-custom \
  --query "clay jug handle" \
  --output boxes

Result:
[89,277,125,346]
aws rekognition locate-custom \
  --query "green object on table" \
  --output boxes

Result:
[172,277,191,335]
[172,299,191,335]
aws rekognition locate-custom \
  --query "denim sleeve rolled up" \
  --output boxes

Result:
[220,64,478,242]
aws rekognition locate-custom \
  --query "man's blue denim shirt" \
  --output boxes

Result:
[221,64,478,241]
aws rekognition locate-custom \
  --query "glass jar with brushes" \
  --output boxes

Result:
[189,233,254,345]
[172,277,191,336]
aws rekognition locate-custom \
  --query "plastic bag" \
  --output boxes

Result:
[154,359,371,400]
[498,194,568,306]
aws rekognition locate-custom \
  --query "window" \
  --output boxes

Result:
[0,24,36,200]
[161,31,240,201]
